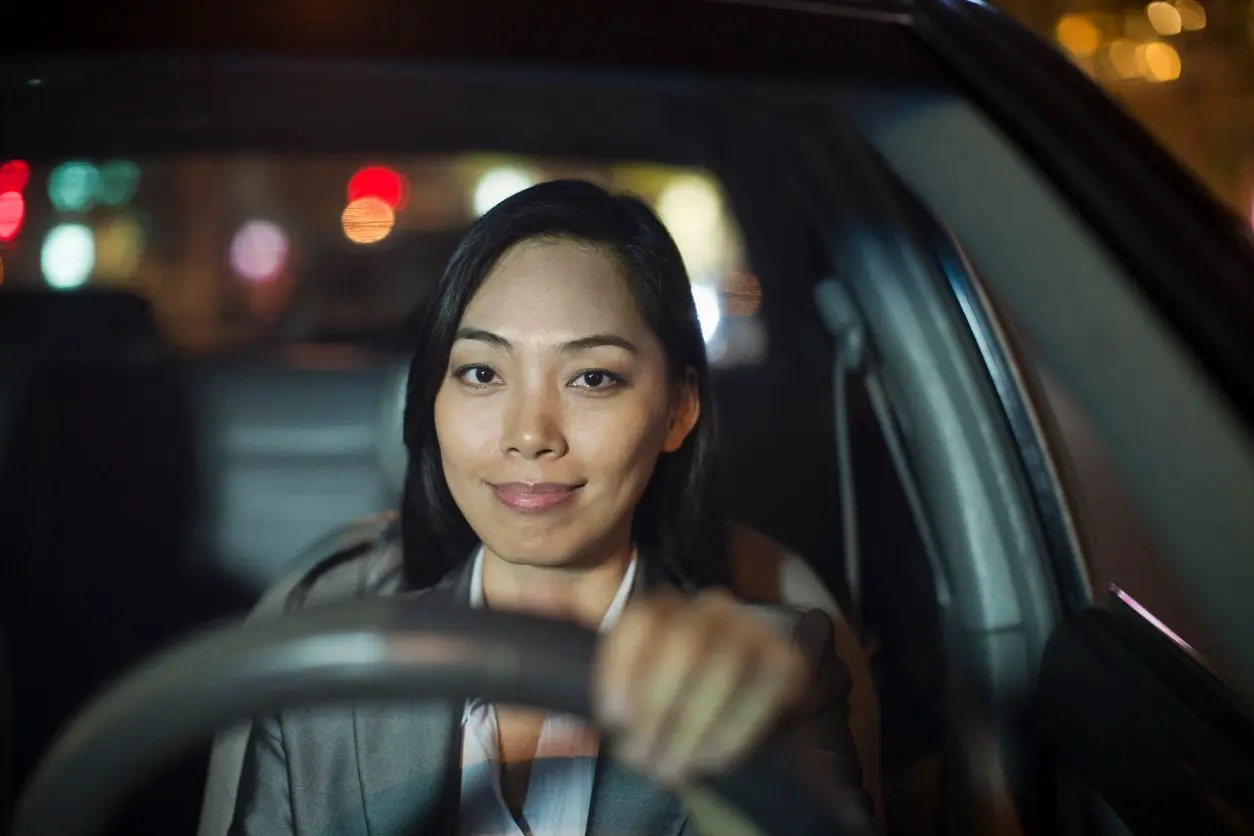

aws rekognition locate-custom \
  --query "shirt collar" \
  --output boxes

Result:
[462,548,641,724]
[466,545,639,634]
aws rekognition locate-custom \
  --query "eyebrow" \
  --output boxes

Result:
[454,327,638,355]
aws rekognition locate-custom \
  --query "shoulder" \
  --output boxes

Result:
[727,521,846,617]
[723,521,856,694]
[246,514,411,622]
[740,602,851,691]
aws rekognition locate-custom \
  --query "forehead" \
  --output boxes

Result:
[461,238,648,335]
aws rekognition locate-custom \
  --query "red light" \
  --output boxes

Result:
[347,166,409,210]
[0,160,30,194]
[0,191,24,241]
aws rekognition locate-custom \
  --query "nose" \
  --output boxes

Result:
[500,383,568,460]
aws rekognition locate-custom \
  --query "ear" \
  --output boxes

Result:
[662,367,701,454]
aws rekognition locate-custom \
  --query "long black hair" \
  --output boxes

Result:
[400,179,728,591]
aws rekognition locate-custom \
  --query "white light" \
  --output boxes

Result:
[42,224,95,290]
[473,167,535,217]
[655,174,728,281]
[691,283,722,343]
[230,220,289,283]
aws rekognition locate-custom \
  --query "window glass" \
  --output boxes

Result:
[0,155,766,365]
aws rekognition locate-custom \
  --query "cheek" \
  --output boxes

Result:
[569,396,673,479]
[433,387,499,473]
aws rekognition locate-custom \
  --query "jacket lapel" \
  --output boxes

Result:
[350,548,693,836]
[587,550,692,836]
[353,557,476,836]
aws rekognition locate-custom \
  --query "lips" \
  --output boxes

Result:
[490,482,583,512]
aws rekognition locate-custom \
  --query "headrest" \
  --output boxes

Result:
[378,362,409,496]
[0,289,160,357]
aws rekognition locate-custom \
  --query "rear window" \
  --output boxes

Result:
[0,154,764,365]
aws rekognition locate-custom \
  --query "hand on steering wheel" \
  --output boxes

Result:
[595,589,807,789]
[10,599,873,836]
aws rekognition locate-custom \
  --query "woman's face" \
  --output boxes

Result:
[434,238,699,568]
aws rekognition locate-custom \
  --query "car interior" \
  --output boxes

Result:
[0,85,948,836]
[4,1,1254,834]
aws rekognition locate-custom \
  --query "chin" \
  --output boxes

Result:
[478,536,583,568]
[490,549,577,568]
[475,519,606,570]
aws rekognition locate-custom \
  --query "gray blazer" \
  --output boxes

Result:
[221,538,866,836]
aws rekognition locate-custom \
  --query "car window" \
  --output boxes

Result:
[0,155,765,366]
[850,88,1254,695]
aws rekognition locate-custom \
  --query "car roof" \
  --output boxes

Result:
[12,0,914,69]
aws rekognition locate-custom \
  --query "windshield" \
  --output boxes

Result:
[0,154,765,364]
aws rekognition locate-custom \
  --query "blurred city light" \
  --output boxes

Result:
[1106,38,1142,77]
[230,220,290,282]
[342,197,395,244]
[98,160,142,206]
[348,165,409,210]
[691,283,722,343]
[0,191,25,241]
[42,224,95,289]
[95,216,147,280]
[1057,13,1103,56]
[655,173,729,282]
[473,166,535,216]
[48,161,102,213]
[723,272,764,317]
[1175,0,1206,30]
[1146,1,1183,35]
[1142,41,1183,80]
[0,160,30,194]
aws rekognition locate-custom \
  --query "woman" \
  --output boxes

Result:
[228,180,867,835]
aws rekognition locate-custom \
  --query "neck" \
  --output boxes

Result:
[480,541,635,628]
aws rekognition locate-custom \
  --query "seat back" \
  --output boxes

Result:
[1,620,11,832]
[0,290,253,836]
[195,515,878,836]
[188,352,408,593]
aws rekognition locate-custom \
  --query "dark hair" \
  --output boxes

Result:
[400,179,728,590]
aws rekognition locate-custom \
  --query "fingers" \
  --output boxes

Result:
[593,590,809,788]
[594,589,683,730]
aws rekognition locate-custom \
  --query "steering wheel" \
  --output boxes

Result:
[10,598,875,836]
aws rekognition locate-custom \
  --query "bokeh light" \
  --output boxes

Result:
[1146,2,1182,35]
[98,160,142,206]
[655,173,729,281]
[0,160,30,194]
[348,166,409,210]
[95,216,147,280]
[723,272,764,316]
[473,167,535,217]
[229,220,290,283]
[0,191,25,241]
[341,197,395,245]
[1056,14,1102,56]
[1175,0,1206,30]
[1142,41,1182,81]
[48,161,102,213]
[691,283,722,343]
[42,224,96,290]
[1107,38,1142,78]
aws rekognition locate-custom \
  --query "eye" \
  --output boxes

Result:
[453,364,501,387]
[569,370,623,390]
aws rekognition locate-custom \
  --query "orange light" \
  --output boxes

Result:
[342,197,395,244]
[1056,14,1102,56]
[723,272,763,316]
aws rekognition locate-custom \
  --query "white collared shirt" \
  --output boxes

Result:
[456,548,639,836]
